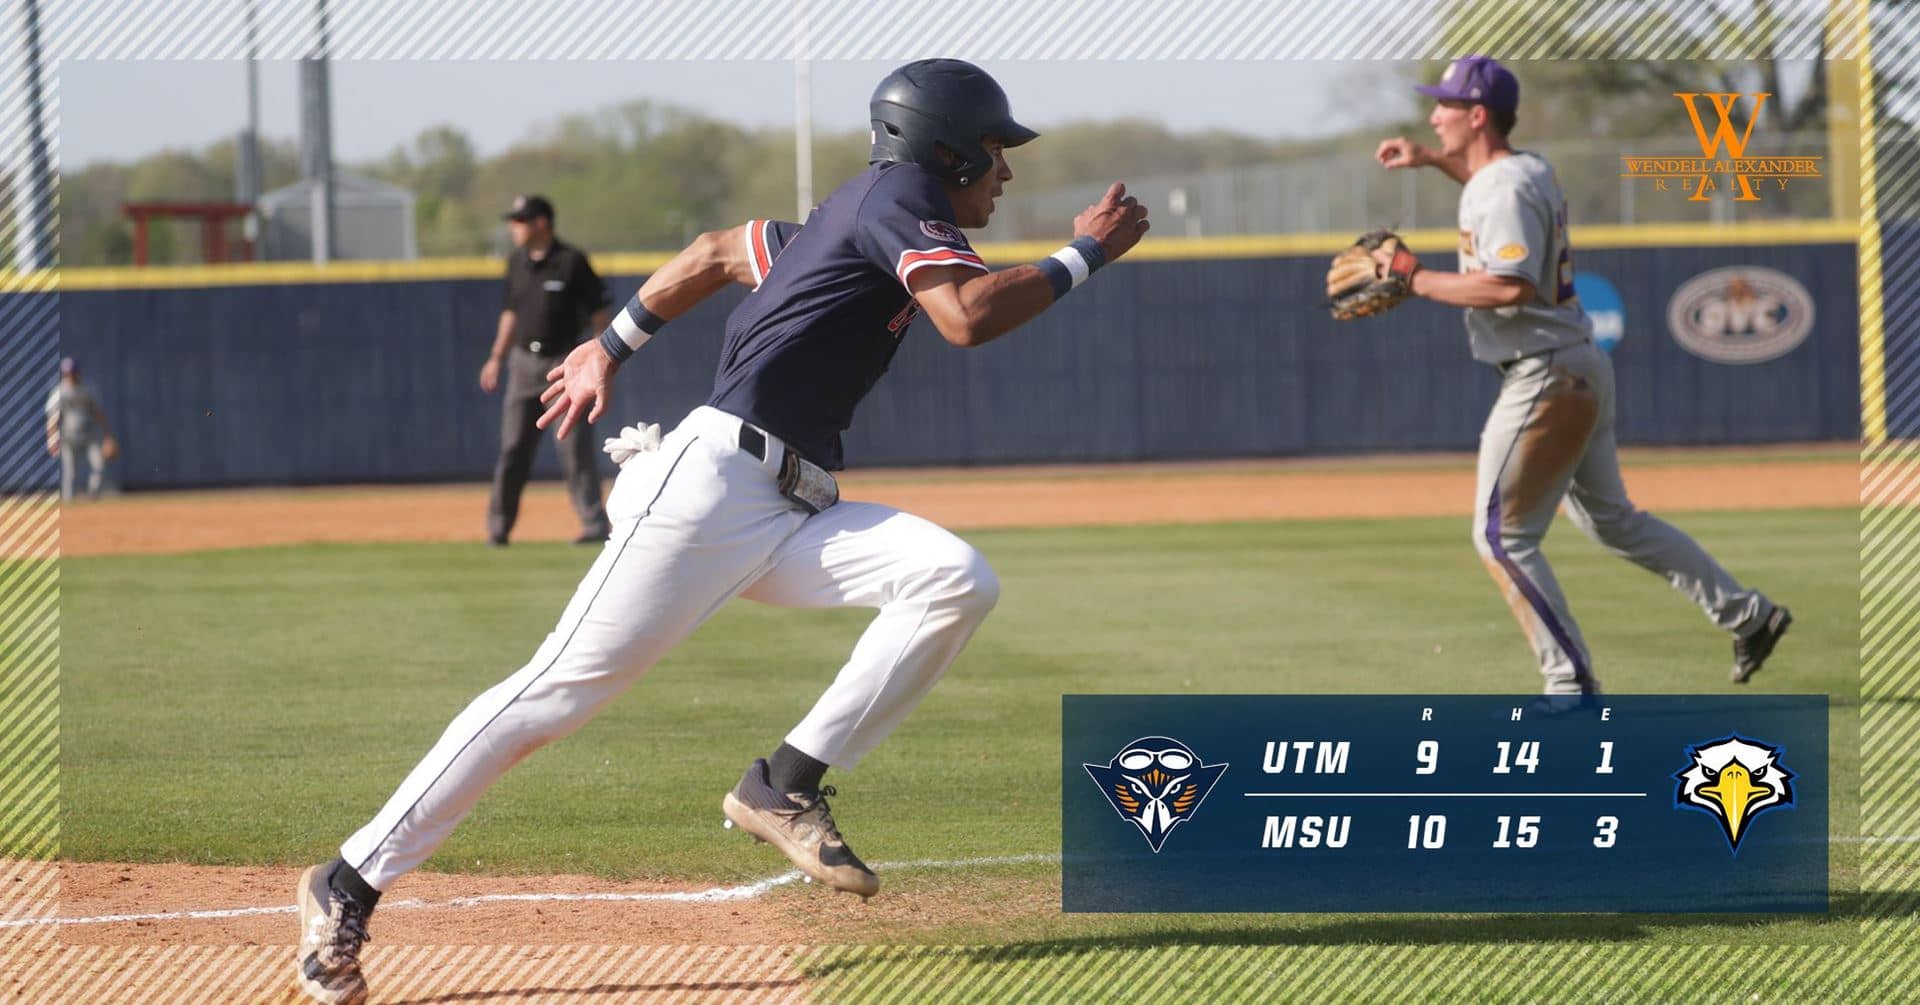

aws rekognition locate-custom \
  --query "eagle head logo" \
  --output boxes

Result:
[1674,734,1795,853]
[1085,736,1228,853]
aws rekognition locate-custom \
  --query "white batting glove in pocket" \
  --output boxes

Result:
[603,422,664,468]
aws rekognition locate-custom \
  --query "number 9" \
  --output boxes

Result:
[1416,739,1439,775]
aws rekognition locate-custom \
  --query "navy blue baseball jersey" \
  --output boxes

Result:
[708,162,986,469]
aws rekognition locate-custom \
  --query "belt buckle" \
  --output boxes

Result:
[777,451,839,515]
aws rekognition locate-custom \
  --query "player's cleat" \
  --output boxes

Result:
[1518,692,1602,719]
[1732,606,1792,684]
[722,758,880,898]
[295,861,373,1005]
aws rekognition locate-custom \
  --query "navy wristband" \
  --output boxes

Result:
[1036,257,1074,299]
[598,329,635,363]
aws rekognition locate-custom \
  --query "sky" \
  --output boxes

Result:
[58,60,1414,169]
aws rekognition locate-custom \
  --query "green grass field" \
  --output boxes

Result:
[60,508,1875,997]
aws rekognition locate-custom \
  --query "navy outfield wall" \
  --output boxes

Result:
[1884,219,1920,440]
[39,239,1860,490]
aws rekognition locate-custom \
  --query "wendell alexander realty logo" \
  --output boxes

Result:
[1085,737,1228,853]
[1621,93,1821,202]
[1674,735,1796,853]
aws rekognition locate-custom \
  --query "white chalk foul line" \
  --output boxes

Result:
[0,852,1058,930]
[15,840,1920,931]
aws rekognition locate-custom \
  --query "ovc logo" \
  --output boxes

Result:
[1666,266,1814,364]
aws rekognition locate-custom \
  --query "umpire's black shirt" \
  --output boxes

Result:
[503,239,612,357]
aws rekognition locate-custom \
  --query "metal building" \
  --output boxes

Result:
[257,172,418,262]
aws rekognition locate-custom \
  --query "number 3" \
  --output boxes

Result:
[1594,815,1619,848]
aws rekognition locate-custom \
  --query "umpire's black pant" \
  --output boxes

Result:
[486,347,611,542]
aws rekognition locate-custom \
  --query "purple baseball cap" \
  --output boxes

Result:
[59,357,76,374]
[1415,56,1519,115]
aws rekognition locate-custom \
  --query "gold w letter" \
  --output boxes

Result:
[1675,92,1769,201]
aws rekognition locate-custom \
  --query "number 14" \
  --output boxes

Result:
[1493,741,1538,774]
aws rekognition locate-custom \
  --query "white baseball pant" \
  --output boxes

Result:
[341,406,1000,889]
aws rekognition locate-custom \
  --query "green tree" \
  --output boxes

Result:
[1433,0,1830,139]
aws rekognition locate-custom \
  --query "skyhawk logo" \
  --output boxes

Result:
[1674,734,1796,853]
[1084,737,1228,853]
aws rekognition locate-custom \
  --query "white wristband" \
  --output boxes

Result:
[610,307,653,352]
[1049,245,1093,289]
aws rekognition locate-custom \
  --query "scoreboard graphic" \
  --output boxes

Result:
[1062,695,1827,913]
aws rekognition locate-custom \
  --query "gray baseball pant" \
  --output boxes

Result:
[487,347,611,541]
[1472,341,1774,694]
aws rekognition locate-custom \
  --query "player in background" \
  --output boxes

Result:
[293,59,1148,1005]
[45,357,115,501]
[1372,57,1790,706]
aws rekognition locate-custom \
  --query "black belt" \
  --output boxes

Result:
[738,423,768,461]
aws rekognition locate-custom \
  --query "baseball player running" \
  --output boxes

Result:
[295,59,1148,1004]
[1363,56,1791,705]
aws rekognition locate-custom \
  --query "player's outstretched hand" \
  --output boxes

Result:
[537,340,616,441]
[1376,138,1427,170]
[1074,182,1151,263]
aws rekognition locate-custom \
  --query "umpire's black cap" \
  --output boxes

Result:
[503,194,555,222]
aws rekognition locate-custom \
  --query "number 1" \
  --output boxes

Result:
[1596,741,1615,775]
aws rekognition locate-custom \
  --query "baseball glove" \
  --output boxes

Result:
[100,435,119,461]
[1326,229,1420,321]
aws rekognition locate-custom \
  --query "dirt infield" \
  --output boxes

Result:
[10,859,1049,1000]
[43,858,1055,947]
[59,446,1858,557]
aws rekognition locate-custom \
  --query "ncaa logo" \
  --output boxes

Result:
[1084,737,1228,853]
[1666,266,1815,364]
[1573,273,1625,354]
[1674,735,1796,853]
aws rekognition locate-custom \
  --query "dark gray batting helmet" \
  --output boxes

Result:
[868,59,1038,187]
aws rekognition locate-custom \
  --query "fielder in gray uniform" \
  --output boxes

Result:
[45,357,114,501]
[1375,56,1791,700]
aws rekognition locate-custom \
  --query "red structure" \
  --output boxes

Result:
[123,202,255,265]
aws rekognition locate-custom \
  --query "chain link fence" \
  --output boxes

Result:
[979,133,1837,243]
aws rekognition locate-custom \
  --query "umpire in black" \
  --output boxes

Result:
[479,194,614,545]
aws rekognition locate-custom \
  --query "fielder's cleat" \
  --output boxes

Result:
[1732,606,1792,684]
[722,758,880,898]
[295,861,373,1005]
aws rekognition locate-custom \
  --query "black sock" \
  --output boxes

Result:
[328,859,382,911]
[767,742,828,794]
